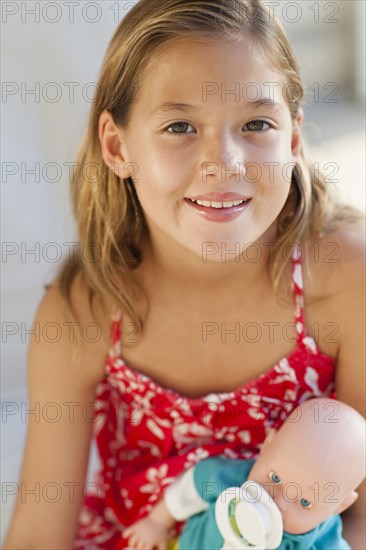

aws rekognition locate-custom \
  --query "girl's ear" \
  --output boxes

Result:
[98,110,134,179]
[291,107,304,160]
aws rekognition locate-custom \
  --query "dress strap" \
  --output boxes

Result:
[290,243,308,344]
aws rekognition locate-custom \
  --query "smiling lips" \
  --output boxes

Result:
[188,197,249,208]
[184,196,252,222]
[185,192,251,221]
[187,191,252,202]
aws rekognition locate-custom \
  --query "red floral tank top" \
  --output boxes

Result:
[73,244,336,549]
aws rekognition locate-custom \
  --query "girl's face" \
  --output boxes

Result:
[105,36,303,263]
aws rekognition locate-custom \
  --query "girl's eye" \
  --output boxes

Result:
[244,120,272,132]
[164,120,273,135]
[164,122,194,135]
[300,498,312,509]
[269,472,281,484]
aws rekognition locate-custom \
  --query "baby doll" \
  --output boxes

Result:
[122,398,365,549]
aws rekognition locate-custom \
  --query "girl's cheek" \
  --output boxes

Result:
[254,144,293,174]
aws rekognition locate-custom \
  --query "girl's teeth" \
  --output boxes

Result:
[189,198,247,208]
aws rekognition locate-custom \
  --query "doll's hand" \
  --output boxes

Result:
[122,516,172,550]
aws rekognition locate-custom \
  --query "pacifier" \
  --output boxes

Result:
[215,480,283,549]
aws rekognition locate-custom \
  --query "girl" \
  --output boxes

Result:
[4,1,365,549]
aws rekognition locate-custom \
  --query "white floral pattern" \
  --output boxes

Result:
[183,447,210,468]
[140,464,175,495]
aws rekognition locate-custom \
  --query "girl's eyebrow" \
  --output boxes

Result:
[151,102,199,116]
[150,98,284,117]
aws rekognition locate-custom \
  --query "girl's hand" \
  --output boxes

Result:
[122,516,172,550]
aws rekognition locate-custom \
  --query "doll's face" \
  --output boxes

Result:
[249,448,345,534]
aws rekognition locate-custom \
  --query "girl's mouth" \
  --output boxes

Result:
[184,197,252,222]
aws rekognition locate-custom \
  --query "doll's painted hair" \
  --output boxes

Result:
[49,0,365,364]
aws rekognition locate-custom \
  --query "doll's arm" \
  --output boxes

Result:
[164,464,211,520]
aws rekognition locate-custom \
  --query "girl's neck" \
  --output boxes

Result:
[136,223,278,303]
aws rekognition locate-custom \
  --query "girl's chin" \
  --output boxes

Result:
[182,243,246,264]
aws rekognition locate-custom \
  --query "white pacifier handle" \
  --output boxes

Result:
[215,481,283,549]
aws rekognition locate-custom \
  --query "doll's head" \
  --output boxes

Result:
[248,398,366,534]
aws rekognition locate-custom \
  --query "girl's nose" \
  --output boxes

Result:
[201,134,247,182]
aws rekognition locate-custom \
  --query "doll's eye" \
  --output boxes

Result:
[269,471,281,484]
[300,498,312,509]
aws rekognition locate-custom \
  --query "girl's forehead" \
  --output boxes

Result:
[137,36,286,105]
[144,35,275,75]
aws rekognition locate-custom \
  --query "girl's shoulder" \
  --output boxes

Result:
[305,220,365,403]
[301,219,365,303]
[48,269,113,385]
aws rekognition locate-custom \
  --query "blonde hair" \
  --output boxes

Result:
[49,0,365,364]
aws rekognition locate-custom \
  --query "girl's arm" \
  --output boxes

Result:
[3,275,108,549]
[331,225,366,549]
